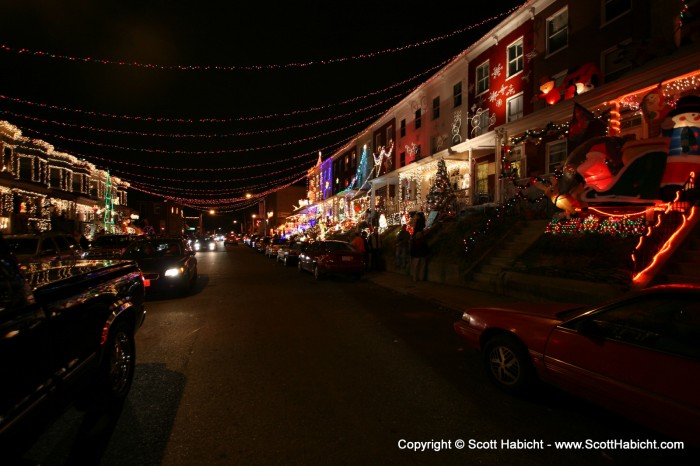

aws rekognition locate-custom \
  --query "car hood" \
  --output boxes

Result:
[132,256,186,273]
[462,301,584,350]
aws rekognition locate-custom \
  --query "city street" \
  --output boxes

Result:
[22,243,697,466]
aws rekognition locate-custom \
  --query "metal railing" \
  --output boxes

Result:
[632,173,697,274]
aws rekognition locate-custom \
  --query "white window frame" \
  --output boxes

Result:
[453,81,462,107]
[507,37,524,78]
[602,0,631,25]
[476,60,490,96]
[546,140,568,174]
[506,93,524,122]
[601,39,632,79]
[546,7,569,56]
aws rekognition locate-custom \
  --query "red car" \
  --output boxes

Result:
[298,240,365,279]
[453,284,700,444]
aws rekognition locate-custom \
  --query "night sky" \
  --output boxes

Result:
[0,0,526,218]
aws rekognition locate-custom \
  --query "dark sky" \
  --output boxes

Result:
[0,0,526,215]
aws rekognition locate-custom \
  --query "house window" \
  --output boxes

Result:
[453,82,462,107]
[472,109,491,137]
[432,96,440,120]
[506,93,524,122]
[386,126,393,146]
[415,109,422,129]
[400,119,406,137]
[547,7,568,55]
[400,151,406,167]
[507,38,524,77]
[602,40,632,80]
[476,162,489,196]
[476,61,489,95]
[603,0,631,24]
[546,140,568,173]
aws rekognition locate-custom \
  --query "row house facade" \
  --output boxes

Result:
[294,0,700,233]
[0,120,131,236]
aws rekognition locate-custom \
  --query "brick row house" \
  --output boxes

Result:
[292,0,700,234]
[0,120,132,237]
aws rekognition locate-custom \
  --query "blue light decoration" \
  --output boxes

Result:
[343,145,372,193]
[321,157,333,200]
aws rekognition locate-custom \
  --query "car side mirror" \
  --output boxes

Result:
[576,318,604,338]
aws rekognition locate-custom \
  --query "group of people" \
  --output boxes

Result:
[352,228,383,271]
[394,212,429,281]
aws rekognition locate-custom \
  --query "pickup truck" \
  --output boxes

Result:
[0,234,146,457]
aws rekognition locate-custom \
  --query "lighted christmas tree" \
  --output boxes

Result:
[425,159,455,216]
[103,171,115,234]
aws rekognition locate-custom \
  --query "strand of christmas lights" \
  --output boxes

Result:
[0,58,447,123]
[127,167,309,194]
[17,109,382,155]
[0,5,522,71]
[1,85,408,137]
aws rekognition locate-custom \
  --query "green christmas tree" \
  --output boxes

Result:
[426,159,455,215]
[104,171,115,234]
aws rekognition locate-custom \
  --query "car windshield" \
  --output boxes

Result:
[92,235,133,248]
[128,240,182,258]
[5,238,39,255]
[325,242,354,252]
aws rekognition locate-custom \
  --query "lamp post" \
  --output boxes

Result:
[251,214,257,234]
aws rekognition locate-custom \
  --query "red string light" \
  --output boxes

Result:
[0,6,523,71]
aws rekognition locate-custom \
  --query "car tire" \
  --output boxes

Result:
[313,265,322,280]
[283,257,288,267]
[482,335,535,395]
[298,260,303,273]
[94,320,135,407]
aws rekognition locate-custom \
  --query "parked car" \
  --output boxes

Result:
[277,241,308,266]
[298,240,365,279]
[4,232,85,270]
[453,284,700,444]
[0,234,146,460]
[84,233,138,259]
[122,237,198,296]
[255,236,271,253]
[265,237,287,258]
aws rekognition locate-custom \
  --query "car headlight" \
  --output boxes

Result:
[165,267,184,277]
[208,242,216,250]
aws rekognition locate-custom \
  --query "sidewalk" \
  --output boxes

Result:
[363,269,525,317]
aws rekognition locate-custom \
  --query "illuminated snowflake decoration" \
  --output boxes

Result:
[492,63,503,79]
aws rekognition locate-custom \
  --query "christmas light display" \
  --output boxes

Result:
[18,110,383,155]
[0,6,522,71]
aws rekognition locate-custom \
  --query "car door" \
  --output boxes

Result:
[544,292,700,439]
[0,254,52,438]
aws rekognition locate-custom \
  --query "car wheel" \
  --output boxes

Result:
[93,320,135,407]
[298,260,303,273]
[283,256,288,267]
[482,335,535,395]
[313,265,322,280]
[190,269,198,288]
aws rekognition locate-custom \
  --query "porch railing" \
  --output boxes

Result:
[632,173,697,276]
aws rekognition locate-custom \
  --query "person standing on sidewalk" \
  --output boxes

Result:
[409,230,429,281]
[369,228,383,271]
[395,224,410,271]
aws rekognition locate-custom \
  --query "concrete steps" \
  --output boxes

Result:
[466,219,549,292]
